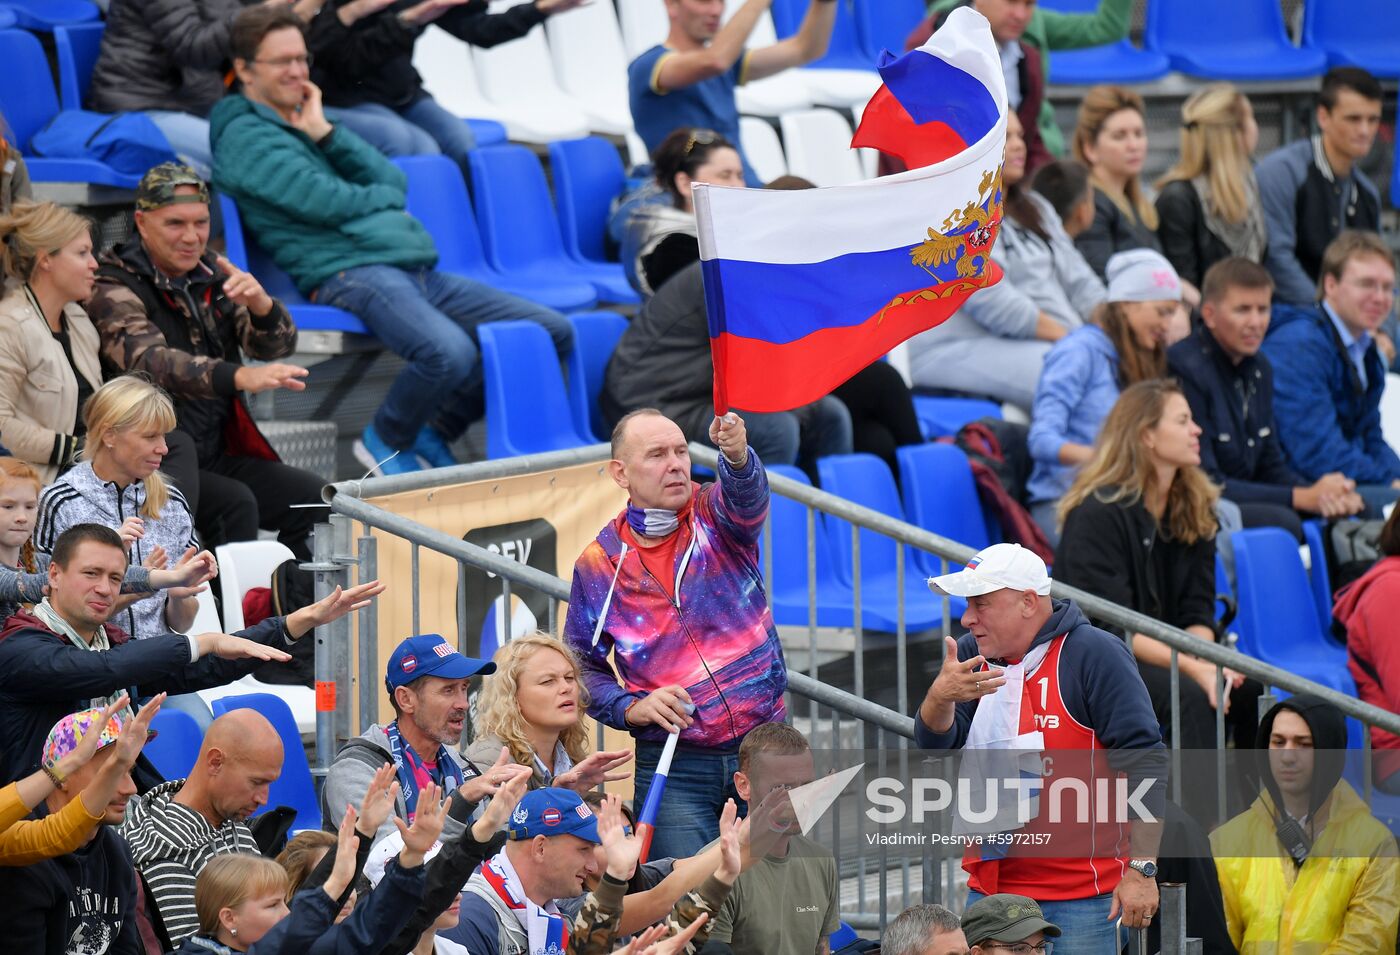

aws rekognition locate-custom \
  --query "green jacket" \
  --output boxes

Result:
[929,0,1133,156]
[209,95,437,295]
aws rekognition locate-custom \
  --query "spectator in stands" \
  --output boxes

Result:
[276,830,341,906]
[35,376,205,641]
[925,0,1132,162]
[1030,158,1095,239]
[0,701,160,950]
[960,894,1060,955]
[0,127,32,216]
[0,695,158,866]
[918,542,1164,949]
[1054,380,1261,761]
[908,111,1105,413]
[1071,86,1178,293]
[565,410,786,860]
[89,163,324,560]
[1333,505,1400,795]
[1263,231,1400,516]
[88,0,321,178]
[322,633,535,845]
[881,903,967,955]
[0,520,379,783]
[1026,248,1180,544]
[307,0,585,175]
[1256,68,1383,308]
[1155,84,1268,292]
[212,4,574,477]
[601,265,852,478]
[119,707,288,946]
[629,0,838,187]
[1169,257,1363,540]
[706,723,839,955]
[466,632,633,794]
[1211,695,1400,951]
[0,201,103,483]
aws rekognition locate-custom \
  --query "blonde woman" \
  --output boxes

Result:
[466,633,632,793]
[1053,379,1260,759]
[1155,84,1268,290]
[34,376,205,640]
[0,201,102,482]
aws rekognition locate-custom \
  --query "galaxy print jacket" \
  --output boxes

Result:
[564,451,787,748]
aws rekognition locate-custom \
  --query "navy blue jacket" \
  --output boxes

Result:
[914,599,1165,805]
[1261,303,1400,484]
[1168,324,1302,507]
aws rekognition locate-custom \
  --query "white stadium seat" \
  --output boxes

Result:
[739,116,788,184]
[779,108,863,186]
[548,0,634,135]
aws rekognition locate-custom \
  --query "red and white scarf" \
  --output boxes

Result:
[480,848,571,955]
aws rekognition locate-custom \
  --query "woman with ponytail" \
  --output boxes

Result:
[0,200,104,482]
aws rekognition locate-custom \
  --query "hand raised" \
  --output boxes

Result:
[597,792,642,880]
[708,413,748,468]
[554,749,634,792]
[357,762,399,837]
[473,763,533,839]
[288,579,386,638]
[395,782,447,865]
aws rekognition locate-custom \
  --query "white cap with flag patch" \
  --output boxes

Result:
[927,543,1051,597]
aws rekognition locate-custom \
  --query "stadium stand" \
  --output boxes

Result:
[1145,0,1329,80]
[564,310,629,443]
[779,107,864,186]
[53,21,104,111]
[1038,0,1170,84]
[739,115,789,183]
[478,319,592,458]
[769,0,880,107]
[546,0,634,135]
[0,0,97,31]
[1302,0,1400,77]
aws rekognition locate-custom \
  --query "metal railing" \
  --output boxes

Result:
[311,443,1400,942]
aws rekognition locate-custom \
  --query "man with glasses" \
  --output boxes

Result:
[210,3,574,477]
[961,894,1060,955]
[1263,231,1400,517]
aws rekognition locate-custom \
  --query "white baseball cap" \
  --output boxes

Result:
[363,831,444,887]
[927,543,1052,598]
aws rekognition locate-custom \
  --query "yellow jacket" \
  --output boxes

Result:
[1211,782,1399,954]
[0,781,104,866]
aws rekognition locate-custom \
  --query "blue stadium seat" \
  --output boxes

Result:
[764,464,866,629]
[0,29,141,187]
[144,709,204,782]
[829,921,860,952]
[1214,551,1231,625]
[393,154,598,313]
[0,8,14,28]
[770,0,875,72]
[851,0,923,61]
[1145,0,1327,80]
[896,443,989,581]
[0,0,97,30]
[548,137,628,268]
[54,21,104,111]
[566,311,628,442]
[1037,0,1169,84]
[1302,520,1336,644]
[469,145,638,306]
[478,321,590,459]
[218,194,370,335]
[912,395,1002,439]
[1231,527,1352,693]
[208,693,319,831]
[817,453,950,632]
[464,118,508,147]
[1302,0,1400,77]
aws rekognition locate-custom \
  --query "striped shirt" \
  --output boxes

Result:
[118,779,259,945]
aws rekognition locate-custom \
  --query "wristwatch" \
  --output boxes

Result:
[1128,859,1158,878]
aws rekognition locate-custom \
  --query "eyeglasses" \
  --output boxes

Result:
[684,128,720,156]
[982,943,1052,955]
[253,52,313,69]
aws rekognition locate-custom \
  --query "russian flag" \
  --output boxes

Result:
[696,7,1008,414]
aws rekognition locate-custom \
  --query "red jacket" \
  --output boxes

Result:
[1333,556,1400,781]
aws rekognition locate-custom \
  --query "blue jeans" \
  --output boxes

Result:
[967,889,1120,954]
[1356,483,1400,519]
[325,95,476,176]
[146,110,212,179]
[633,741,746,860]
[316,266,573,449]
[742,396,853,484]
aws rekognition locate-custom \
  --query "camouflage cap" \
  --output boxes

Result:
[960,894,1061,946]
[135,162,210,211]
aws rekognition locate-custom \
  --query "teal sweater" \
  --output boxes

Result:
[929,0,1133,157]
[209,95,437,295]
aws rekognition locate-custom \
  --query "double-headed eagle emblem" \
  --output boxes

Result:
[910,165,1004,279]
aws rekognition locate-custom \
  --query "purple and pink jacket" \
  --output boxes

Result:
[564,452,787,748]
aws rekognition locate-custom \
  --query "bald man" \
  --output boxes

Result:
[119,709,283,947]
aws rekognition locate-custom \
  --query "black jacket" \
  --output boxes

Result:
[0,825,143,954]
[1168,323,1301,508]
[1074,187,1162,280]
[1154,180,1234,291]
[307,0,546,109]
[1054,490,1216,636]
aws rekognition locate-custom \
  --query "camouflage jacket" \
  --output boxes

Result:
[569,872,732,955]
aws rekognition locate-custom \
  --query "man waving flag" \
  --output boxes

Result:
[695,7,1008,415]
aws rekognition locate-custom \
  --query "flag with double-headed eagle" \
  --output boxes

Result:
[694,6,1008,414]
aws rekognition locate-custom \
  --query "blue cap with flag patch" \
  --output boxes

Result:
[507,787,601,843]
[385,634,495,692]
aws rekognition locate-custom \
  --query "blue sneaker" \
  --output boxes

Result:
[354,425,422,476]
[411,426,459,470]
